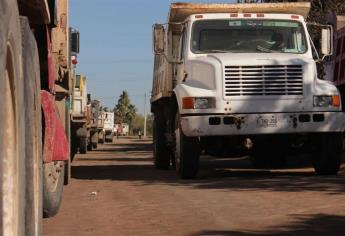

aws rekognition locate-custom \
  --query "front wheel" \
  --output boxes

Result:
[174,113,200,179]
[98,131,105,144]
[79,137,87,154]
[312,133,343,175]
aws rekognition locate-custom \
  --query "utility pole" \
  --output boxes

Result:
[144,93,147,138]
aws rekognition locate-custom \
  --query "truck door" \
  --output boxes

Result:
[174,28,187,87]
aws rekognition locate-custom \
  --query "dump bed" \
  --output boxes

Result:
[169,2,311,23]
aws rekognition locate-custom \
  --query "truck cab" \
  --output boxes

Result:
[151,2,345,179]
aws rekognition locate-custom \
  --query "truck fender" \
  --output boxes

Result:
[41,91,69,162]
[173,84,216,112]
[173,84,187,112]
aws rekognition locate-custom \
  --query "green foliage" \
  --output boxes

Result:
[131,113,153,136]
[98,106,109,112]
[113,91,137,125]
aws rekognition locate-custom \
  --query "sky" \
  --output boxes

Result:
[70,0,236,114]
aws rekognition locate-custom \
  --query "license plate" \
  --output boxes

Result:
[257,115,278,128]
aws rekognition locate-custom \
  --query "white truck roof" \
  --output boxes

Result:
[169,2,311,23]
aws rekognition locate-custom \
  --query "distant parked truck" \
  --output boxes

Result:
[103,112,115,142]
[115,123,129,136]
[97,111,106,143]
[89,99,101,149]
[326,16,345,106]
[71,74,91,154]
[151,2,345,179]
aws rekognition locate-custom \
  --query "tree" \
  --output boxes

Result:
[98,106,109,112]
[113,91,137,126]
[131,113,154,136]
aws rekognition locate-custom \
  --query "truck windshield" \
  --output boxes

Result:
[191,19,307,54]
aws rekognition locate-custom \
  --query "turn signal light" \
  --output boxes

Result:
[182,97,194,109]
[332,95,341,107]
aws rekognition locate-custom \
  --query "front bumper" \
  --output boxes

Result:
[180,112,345,137]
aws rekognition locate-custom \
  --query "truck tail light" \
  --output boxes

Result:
[256,13,265,18]
[230,13,238,18]
[195,15,203,19]
[291,15,300,19]
[243,13,252,17]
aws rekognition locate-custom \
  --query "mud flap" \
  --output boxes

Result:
[41,91,69,162]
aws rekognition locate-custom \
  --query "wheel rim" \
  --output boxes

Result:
[2,45,19,235]
[44,161,64,192]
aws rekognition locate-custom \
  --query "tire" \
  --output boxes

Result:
[312,133,343,175]
[87,141,92,151]
[70,126,77,161]
[174,113,200,179]
[99,131,105,144]
[43,161,65,217]
[79,137,87,154]
[153,113,170,170]
[91,132,98,149]
[64,159,71,185]
[21,17,43,235]
[105,133,114,143]
[0,1,26,234]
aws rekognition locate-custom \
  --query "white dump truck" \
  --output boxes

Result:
[98,112,115,143]
[71,74,92,154]
[151,2,345,179]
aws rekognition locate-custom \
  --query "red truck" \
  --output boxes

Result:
[326,15,345,108]
[333,24,345,102]
[0,0,78,234]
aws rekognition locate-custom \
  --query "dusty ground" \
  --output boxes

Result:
[43,137,345,236]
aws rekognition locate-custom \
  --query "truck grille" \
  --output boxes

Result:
[224,65,303,97]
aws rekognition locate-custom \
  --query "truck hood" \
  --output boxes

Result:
[205,53,313,66]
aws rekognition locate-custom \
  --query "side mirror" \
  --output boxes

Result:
[70,28,80,54]
[321,27,332,56]
[153,24,165,54]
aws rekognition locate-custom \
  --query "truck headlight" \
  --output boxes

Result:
[313,95,340,107]
[182,97,215,109]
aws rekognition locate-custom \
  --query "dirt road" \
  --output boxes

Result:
[43,137,345,236]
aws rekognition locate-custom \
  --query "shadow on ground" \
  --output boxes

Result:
[95,142,153,153]
[190,214,345,236]
[72,140,345,194]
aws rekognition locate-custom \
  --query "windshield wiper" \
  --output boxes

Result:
[256,45,280,53]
